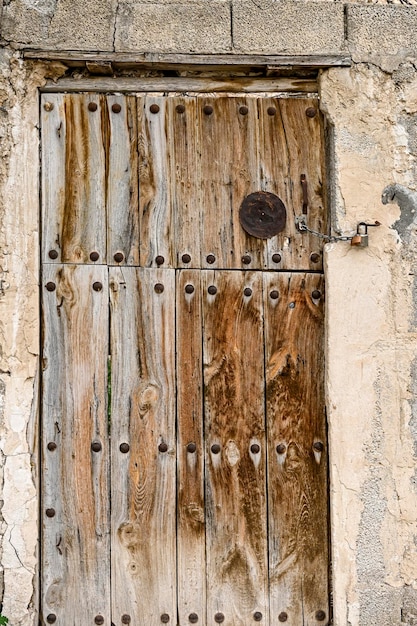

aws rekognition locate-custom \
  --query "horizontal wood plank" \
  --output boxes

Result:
[42,77,318,93]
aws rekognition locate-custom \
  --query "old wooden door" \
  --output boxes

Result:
[41,91,328,626]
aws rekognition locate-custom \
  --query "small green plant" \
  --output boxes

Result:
[0,615,9,625]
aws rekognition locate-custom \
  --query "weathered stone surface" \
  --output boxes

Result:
[232,0,345,55]
[1,0,117,50]
[115,2,231,53]
[348,5,417,65]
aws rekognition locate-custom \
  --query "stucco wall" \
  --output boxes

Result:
[1,1,417,625]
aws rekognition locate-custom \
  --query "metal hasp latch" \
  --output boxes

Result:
[351,221,381,248]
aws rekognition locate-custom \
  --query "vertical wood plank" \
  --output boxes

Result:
[106,95,140,265]
[176,270,206,624]
[110,267,177,626]
[263,272,328,626]
[41,94,66,263]
[138,96,174,267]
[41,264,110,625]
[198,97,264,269]
[258,97,326,271]
[202,270,268,625]
[42,93,107,263]
[167,96,201,269]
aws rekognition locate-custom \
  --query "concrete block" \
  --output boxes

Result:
[232,0,345,55]
[114,2,231,53]
[1,0,116,50]
[347,6,417,61]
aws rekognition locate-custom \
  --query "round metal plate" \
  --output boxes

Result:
[239,191,286,239]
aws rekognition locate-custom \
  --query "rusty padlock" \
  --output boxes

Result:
[351,221,380,248]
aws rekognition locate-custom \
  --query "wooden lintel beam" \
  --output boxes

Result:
[23,50,351,70]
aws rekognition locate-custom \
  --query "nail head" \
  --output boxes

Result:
[313,441,324,452]
[46,508,55,518]
[250,444,260,454]
[203,105,213,115]
[206,254,216,264]
[241,254,251,265]
[112,103,122,113]
[306,106,317,118]
[88,102,98,112]
[159,442,168,453]
[120,443,130,453]
[310,252,320,263]
[208,285,217,296]
[176,104,185,114]
[278,613,288,623]
[182,253,191,264]
[239,106,249,116]
[121,616,131,624]
[90,251,99,262]
[150,104,160,114]
[48,250,58,260]
[91,441,102,453]
[113,252,124,263]
[44,102,54,112]
[270,290,279,300]
[47,442,57,451]
[214,614,224,624]
[187,442,197,453]
[46,615,57,624]
[254,612,263,622]
[155,255,165,266]
[267,106,276,116]
[95,616,104,625]
[211,444,221,454]
[312,290,322,300]
[154,283,164,294]
[315,610,326,621]
[272,253,282,263]
[185,284,194,294]
[45,282,56,292]
[161,614,170,623]
[276,444,286,454]
[244,287,252,297]
[93,282,103,292]
[189,614,198,624]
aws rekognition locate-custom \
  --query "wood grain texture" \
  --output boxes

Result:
[138,96,174,267]
[202,270,268,625]
[106,95,140,265]
[263,272,328,626]
[41,264,110,625]
[42,94,107,263]
[176,270,206,624]
[167,96,201,268]
[198,96,266,269]
[109,268,177,626]
[258,96,326,271]
[43,77,319,93]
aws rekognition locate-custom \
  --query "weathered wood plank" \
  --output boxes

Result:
[138,96,174,267]
[176,270,206,624]
[106,95,140,265]
[43,77,318,94]
[258,96,326,271]
[109,267,177,626]
[202,270,268,625]
[42,94,107,263]
[198,96,266,269]
[27,49,352,68]
[41,264,110,625]
[263,272,328,626]
[167,96,201,268]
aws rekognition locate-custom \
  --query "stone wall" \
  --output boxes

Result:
[1,1,417,625]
